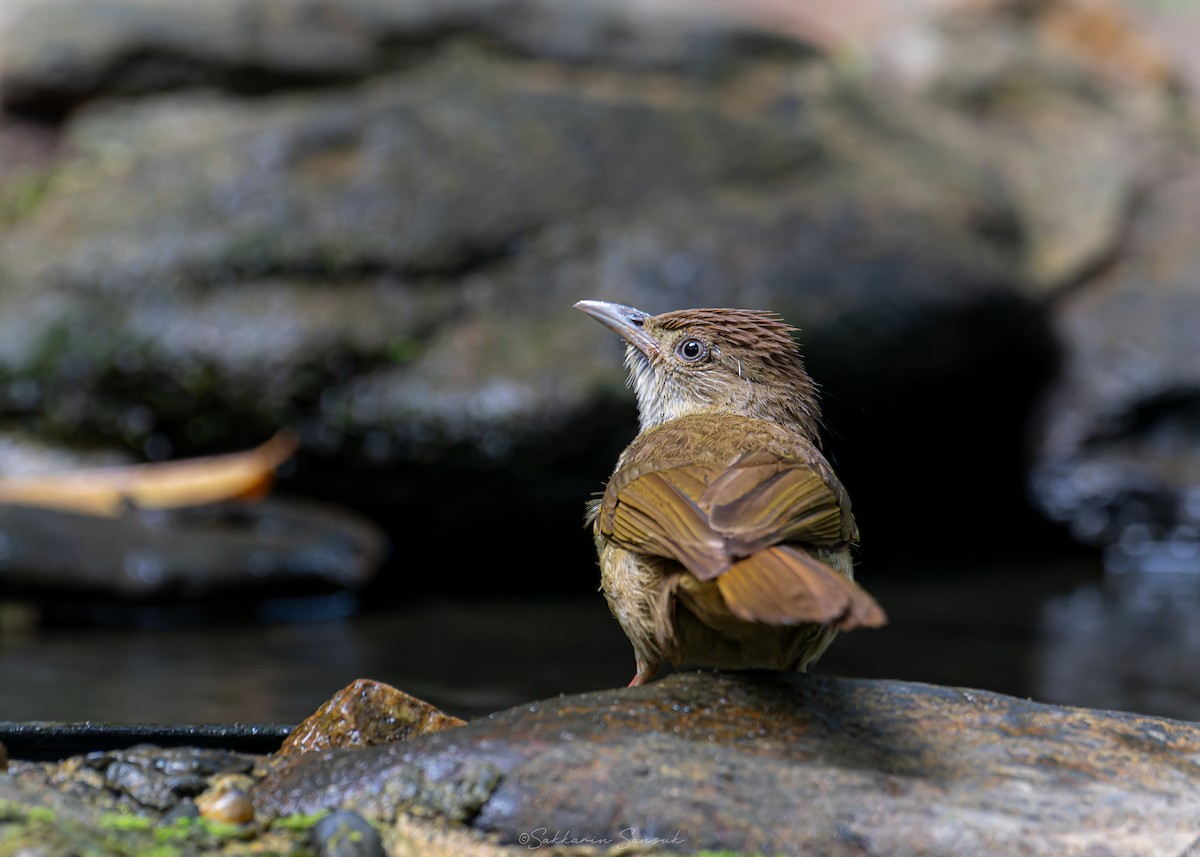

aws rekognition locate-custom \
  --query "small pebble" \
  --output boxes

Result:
[196,786,255,824]
[313,810,385,857]
[159,798,201,826]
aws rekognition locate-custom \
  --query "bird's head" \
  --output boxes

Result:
[575,299,822,438]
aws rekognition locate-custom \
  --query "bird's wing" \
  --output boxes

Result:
[600,448,853,573]
[598,449,882,629]
[701,448,857,554]
[600,462,729,580]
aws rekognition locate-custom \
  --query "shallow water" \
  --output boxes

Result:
[2,557,1199,728]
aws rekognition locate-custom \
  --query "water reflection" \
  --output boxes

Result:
[0,596,633,725]
[4,557,1200,728]
[1035,543,1200,721]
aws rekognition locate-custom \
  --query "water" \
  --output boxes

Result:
[2,557,1199,728]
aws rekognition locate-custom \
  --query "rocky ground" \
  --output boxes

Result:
[4,671,1200,856]
[2,3,1200,855]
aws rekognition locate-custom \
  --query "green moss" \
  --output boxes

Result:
[24,806,57,824]
[153,816,194,843]
[0,169,54,228]
[0,796,328,857]
[271,810,332,831]
[195,816,250,839]
[386,334,422,365]
[99,813,154,832]
[138,845,182,857]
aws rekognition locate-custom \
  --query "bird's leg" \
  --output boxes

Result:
[629,659,659,687]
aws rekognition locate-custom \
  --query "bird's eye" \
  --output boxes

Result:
[675,338,708,363]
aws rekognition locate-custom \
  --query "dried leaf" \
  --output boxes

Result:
[0,431,299,517]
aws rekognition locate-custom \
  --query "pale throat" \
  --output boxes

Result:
[625,345,757,432]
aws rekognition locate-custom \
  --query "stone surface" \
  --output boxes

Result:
[0,0,1195,584]
[254,670,1200,856]
[0,496,385,598]
[279,678,466,757]
[6,670,1200,855]
[0,39,1019,458]
[1029,152,1200,562]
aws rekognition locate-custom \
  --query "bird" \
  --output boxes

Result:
[575,299,886,687]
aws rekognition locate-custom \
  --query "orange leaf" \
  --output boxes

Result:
[0,431,300,517]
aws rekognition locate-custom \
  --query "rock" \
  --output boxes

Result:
[253,670,1200,856]
[0,496,385,600]
[195,779,256,825]
[312,810,386,857]
[0,0,826,116]
[1028,153,1200,562]
[278,678,466,757]
[0,769,316,855]
[103,744,255,812]
[880,0,1180,294]
[0,0,1194,577]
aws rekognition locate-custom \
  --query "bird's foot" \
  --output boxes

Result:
[628,662,659,687]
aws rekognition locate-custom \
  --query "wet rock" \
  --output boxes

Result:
[877,0,1180,294]
[0,0,1040,462]
[254,670,1200,856]
[159,796,201,825]
[313,810,385,857]
[0,38,1020,452]
[0,0,824,116]
[0,0,1194,576]
[195,778,256,825]
[0,495,385,600]
[1029,153,1200,562]
[279,678,466,757]
[0,770,316,855]
[103,744,256,812]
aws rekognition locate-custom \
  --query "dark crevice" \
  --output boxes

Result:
[1083,387,1200,452]
[280,398,635,600]
[1043,176,1155,306]
[180,229,531,292]
[0,24,501,123]
[3,53,360,123]
[808,289,1087,576]
[0,18,794,125]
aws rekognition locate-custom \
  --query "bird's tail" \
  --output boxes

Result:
[716,545,886,629]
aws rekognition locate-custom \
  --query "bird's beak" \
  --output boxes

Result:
[574,300,660,358]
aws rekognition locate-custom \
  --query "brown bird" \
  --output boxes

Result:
[576,299,886,686]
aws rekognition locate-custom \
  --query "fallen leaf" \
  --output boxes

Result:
[0,431,300,517]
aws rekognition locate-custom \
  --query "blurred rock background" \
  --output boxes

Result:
[1,0,1198,722]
